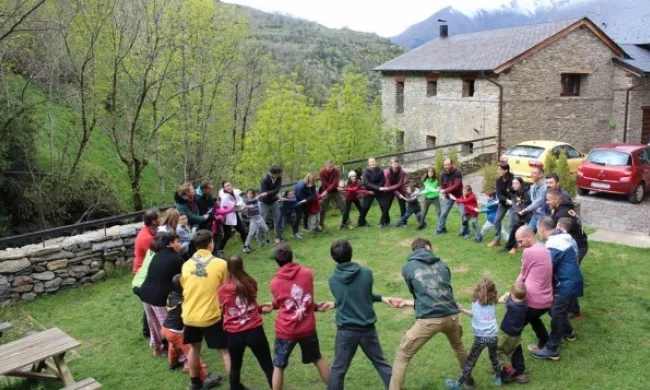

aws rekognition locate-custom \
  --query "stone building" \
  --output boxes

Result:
[375,17,650,155]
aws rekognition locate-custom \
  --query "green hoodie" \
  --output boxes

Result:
[401,248,458,319]
[329,262,382,329]
[422,178,440,199]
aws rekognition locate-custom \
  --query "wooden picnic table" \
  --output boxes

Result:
[0,327,81,387]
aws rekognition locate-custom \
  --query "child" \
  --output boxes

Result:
[211,199,233,257]
[280,190,306,239]
[476,191,509,243]
[243,188,270,253]
[501,177,531,255]
[497,283,529,384]
[308,192,323,233]
[395,185,423,228]
[268,243,330,390]
[161,275,221,389]
[449,185,479,239]
[445,278,502,389]
[417,167,441,230]
[340,170,373,229]
[557,217,579,256]
[218,256,274,390]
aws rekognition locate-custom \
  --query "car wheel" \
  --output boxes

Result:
[629,182,645,204]
[577,187,589,196]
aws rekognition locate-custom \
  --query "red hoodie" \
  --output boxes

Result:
[133,226,155,273]
[269,262,318,340]
[343,181,373,202]
[455,193,479,217]
[218,278,264,334]
[320,167,341,193]
[309,193,322,216]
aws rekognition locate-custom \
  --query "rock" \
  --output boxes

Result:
[11,275,33,286]
[79,277,92,284]
[120,226,138,238]
[12,284,33,293]
[0,276,10,300]
[116,259,126,268]
[0,258,31,273]
[68,253,102,264]
[44,278,62,289]
[70,265,91,274]
[11,293,20,302]
[91,239,124,253]
[29,250,75,262]
[123,238,136,246]
[91,260,102,271]
[44,288,59,293]
[73,248,93,258]
[14,267,34,276]
[32,271,56,281]
[46,259,68,271]
[33,282,44,294]
[91,270,106,282]
[61,278,76,286]
[34,266,46,272]
[22,292,37,301]
[103,262,115,272]
[81,260,92,265]
[0,299,11,307]
[54,271,70,278]
[25,246,62,258]
[0,248,26,261]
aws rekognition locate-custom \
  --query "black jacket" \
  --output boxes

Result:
[163,291,183,332]
[510,190,532,225]
[496,174,514,206]
[195,192,215,231]
[362,167,385,191]
[138,247,184,307]
[551,201,588,249]
[260,173,282,205]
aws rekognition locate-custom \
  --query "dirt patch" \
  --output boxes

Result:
[452,265,469,274]
[622,283,643,291]
[398,239,413,248]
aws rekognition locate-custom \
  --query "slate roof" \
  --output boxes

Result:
[617,44,650,74]
[374,18,583,72]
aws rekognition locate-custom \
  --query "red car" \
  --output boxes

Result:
[576,143,650,204]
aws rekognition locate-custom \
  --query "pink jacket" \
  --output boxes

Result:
[516,243,554,309]
[211,206,233,234]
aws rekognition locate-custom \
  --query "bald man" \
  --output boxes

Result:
[435,159,464,235]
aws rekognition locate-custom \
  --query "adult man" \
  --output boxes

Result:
[327,240,394,390]
[532,218,583,361]
[389,238,472,390]
[181,230,229,390]
[512,226,553,380]
[435,159,464,235]
[546,189,589,320]
[542,173,572,215]
[358,157,385,227]
[378,158,406,227]
[195,183,216,231]
[319,160,346,227]
[133,209,160,339]
[488,163,514,247]
[519,167,547,232]
[259,165,284,244]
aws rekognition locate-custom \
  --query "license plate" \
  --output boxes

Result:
[591,182,610,189]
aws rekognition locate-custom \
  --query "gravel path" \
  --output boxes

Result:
[462,173,650,234]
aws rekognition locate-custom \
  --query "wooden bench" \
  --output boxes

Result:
[0,327,81,387]
[61,377,102,389]
[0,321,11,337]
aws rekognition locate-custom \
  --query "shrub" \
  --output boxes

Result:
[449,148,459,168]
[557,150,576,197]
[482,164,498,193]
[544,150,557,175]
[434,149,444,176]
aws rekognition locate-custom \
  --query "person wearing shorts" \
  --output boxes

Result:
[269,243,330,390]
[181,230,230,390]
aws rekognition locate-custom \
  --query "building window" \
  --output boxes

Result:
[561,74,581,96]
[426,135,436,148]
[461,142,474,155]
[396,130,405,149]
[462,79,475,97]
[426,80,437,97]
[396,81,404,114]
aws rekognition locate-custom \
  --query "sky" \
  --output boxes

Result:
[223,0,555,37]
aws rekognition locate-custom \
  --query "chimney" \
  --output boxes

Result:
[438,19,448,38]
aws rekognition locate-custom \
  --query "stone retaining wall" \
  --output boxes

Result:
[0,223,142,307]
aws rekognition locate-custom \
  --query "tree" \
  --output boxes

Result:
[434,148,444,175]
[0,0,47,44]
[449,148,459,168]
[557,150,576,197]
[544,150,557,175]
[481,164,497,193]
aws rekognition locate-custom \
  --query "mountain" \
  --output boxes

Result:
[391,0,650,50]
[231,4,405,104]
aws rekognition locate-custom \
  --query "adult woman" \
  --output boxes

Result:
[294,173,318,231]
[488,164,514,248]
[175,183,209,229]
[158,208,192,257]
[502,177,532,254]
[138,232,185,356]
[417,167,441,230]
[218,181,248,252]
[218,256,274,389]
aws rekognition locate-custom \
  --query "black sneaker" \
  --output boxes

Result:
[202,375,223,389]
[169,361,183,370]
[499,248,509,253]
[339,224,348,230]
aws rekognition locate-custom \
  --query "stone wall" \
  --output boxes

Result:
[498,26,625,154]
[0,223,141,307]
[380,74,500,153]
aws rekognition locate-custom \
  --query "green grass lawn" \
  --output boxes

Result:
[2,208,650,390]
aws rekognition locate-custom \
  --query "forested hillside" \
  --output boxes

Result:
[0,0,401,236]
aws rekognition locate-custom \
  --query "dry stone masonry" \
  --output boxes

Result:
[0,223,142,307]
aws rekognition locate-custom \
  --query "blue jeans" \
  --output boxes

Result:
[328,328,392,390]
[397,210,423,226]
[461,215,479,238]
[546,295,574,351]
[437,198,465,233]
[493,204,509,242]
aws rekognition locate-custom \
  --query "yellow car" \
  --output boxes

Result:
[499,141,585,182]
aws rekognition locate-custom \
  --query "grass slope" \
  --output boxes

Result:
[2,208,650,390]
